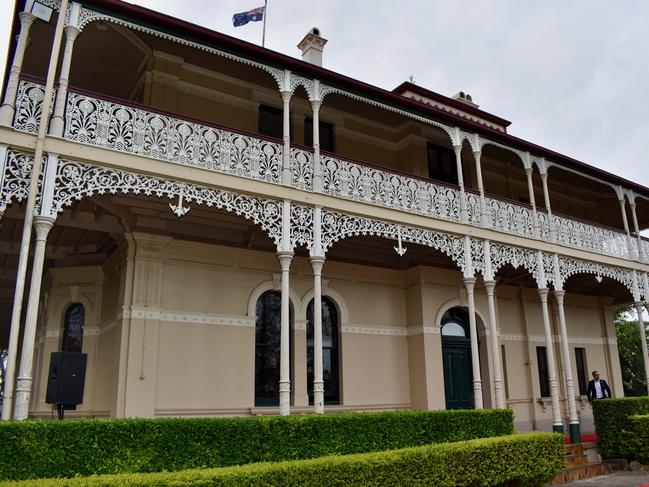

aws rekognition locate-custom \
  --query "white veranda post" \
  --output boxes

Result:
[49,3,82,136]
[553,287,581,443]
[0,9,36,126]
[636,302,649,394]
[538,287,564,433]
[463,277,483,410]
[2,0,69,420]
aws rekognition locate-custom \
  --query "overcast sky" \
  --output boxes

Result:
[1,0,648,189]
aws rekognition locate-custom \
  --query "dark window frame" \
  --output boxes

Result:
[536,346,550,398]
[254,290,293,407]
[306,296,340,405]
[575,348,588,396]
[258,104,290,140]
[427,142,458,185]
[304,117,335,153]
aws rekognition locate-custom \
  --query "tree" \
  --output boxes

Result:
[614,305,648,397]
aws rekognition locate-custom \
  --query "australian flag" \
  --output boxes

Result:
[233,7,264,27]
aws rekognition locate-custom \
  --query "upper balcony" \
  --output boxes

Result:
[4,1,649,266]
[12,77,646,266]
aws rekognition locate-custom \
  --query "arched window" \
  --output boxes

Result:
[62,303,85,353]
[254,290,293,407]
[307,296,340,405]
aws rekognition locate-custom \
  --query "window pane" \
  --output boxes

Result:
[536,347,550,398]
[575,348,588,396]
[304,118,335,152]
[62,303,85,353]
[442,321,466,337]
[259,105,284,140]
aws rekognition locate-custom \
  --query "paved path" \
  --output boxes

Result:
[560,472,649,486]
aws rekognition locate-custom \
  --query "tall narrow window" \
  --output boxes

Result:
[259,105,288,140]
[427,142,458,185]
[254,290,293,407]
[575,348,588,396]
[536,346,550,398]
[307,297,340,405]
[304,118,335,152]
[62,303,85,353]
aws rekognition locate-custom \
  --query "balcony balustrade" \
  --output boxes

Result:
[11,79,643,264]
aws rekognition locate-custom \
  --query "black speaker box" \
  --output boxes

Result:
[45,351,87,406]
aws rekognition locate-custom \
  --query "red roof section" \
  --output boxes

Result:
[392,81,512,129]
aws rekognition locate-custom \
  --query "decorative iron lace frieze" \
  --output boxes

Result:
[64,91,283,185]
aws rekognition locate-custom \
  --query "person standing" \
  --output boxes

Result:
[587,370,612,402]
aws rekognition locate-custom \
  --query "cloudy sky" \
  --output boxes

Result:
[1,0,648,188]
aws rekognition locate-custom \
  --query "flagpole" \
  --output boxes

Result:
[262,0,268,47]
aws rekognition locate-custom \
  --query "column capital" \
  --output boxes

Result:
[280,90,292,103]
[64,24,81,42]
[463,276,476,293]
[309,255,325,274]
[553,289,566,303]
[634,301,646,313]
[277,251,294,271]
[310,99,322,111]
[18,11,36,29]
[33,215,55,239]
[483,279,496,294]
[537,287,549,301]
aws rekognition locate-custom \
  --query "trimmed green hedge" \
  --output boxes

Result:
[628,414,649,464]
[593,396,649,459]
[3,432,564,487]
[0,409,513,481]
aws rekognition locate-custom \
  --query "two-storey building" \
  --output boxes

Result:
[1,0,649,441]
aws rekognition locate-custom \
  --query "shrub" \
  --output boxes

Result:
[627,414,649,464]
[592,396,649,459]
[3,432,564,487]
[0,409,513,481]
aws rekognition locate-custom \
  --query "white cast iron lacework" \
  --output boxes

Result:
[537,211,551,240]
[0,150,33,214]
[14,80,55,134]
[320,210,466,270]
[47,159,283,246]
[470,239,485,275]
[64,91,283,184]
[321,154,461,222]
[486,196,535,238]
[290,148,313,191]
[488,243,542,285]
[643,240,649,264]
[553,214,631,261]
[555,255,634,296]
[466,192,482,225]
[290,204,314,251]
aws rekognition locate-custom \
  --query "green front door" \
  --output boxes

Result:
[442,343,473,410]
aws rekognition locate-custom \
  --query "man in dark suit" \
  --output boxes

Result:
[587,370,612,402]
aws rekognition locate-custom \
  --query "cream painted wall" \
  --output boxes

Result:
[29,235,624,432]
